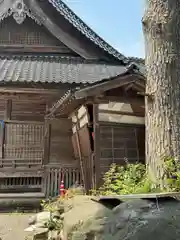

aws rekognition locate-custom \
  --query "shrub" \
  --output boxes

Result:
[98,163,151,195]
[96,158,180,196]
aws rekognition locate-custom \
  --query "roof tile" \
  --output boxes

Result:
[48,0,128,63]
[0,56,127,84]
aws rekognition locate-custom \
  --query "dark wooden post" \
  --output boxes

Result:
[42,119,51,195]
[43,120,51,165]
[0,99,12,163]
[93,103,100,188]
[0,121,5,162]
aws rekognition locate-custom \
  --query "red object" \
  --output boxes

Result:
[60,180,66,196]
[92,132,94,139]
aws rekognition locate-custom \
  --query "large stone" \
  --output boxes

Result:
[29,210,61,228]
[24,225,49,240]
[28,215,37,225]
[62,196,180,240]
[35,211,51,227]
[62,195,112,239]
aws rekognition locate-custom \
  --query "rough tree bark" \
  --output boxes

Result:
[142,0,180,183]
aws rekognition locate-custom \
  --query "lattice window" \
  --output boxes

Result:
[3,123,44,165]
[0,16,61,45]
[99,125,140,166]
[5,124,44,145]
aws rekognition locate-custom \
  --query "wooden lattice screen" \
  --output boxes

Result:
[0,122,44,167]
[99,124,141,173]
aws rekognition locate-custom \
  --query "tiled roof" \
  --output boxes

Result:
[127,57,145,76]
[0,55,127,84]
[48,0,128,63]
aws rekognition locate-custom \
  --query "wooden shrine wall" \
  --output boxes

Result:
[0,91,77,168]
[48,118,76,166]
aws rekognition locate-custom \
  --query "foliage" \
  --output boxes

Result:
[95,158,180,196]
[163,157,180,192]
[97,163,150,195]
[44,217,63,231]
[40,186,85,232]
[41,198,65,215]
[40,198,64,231]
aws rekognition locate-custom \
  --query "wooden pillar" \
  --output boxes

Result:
[93,103,100,188]
[0,121,5,162]
[0,99,12,162]
[43,120,51,165]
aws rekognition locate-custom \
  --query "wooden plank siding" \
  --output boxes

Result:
[49,118,76,166]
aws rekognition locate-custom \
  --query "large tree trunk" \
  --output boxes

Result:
[142,0,180,184]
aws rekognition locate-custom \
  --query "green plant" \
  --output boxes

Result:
[97,163,150,195]
[94,158,180,196]
[44,217,63,231]
[40,199,64,232]
[163,157,180,191]
[40,186,85,232]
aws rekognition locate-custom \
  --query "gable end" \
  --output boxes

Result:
[47,0,128,63]
[0,16,78,55]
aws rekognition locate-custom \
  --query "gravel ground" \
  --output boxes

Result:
[0,213,34,240]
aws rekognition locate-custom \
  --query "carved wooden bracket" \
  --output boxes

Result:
[0,0,41,24]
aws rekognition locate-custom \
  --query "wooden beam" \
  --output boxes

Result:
[98,109,144,117]
[0,88,61,95]
[98,121,144,127]
[75,74,144,99]
[3,120,44,125]
[0,171,44,177]
[124,83,135,92]
[93,95,144,105]
[0,45,75,53]
[130,82,145,92]
[24,0,98,59]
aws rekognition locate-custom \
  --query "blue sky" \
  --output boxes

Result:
[64,0,144,58]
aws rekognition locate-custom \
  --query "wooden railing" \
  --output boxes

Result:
[0,166,82,197]
[44,167,82,198]
[0,176,42,193]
